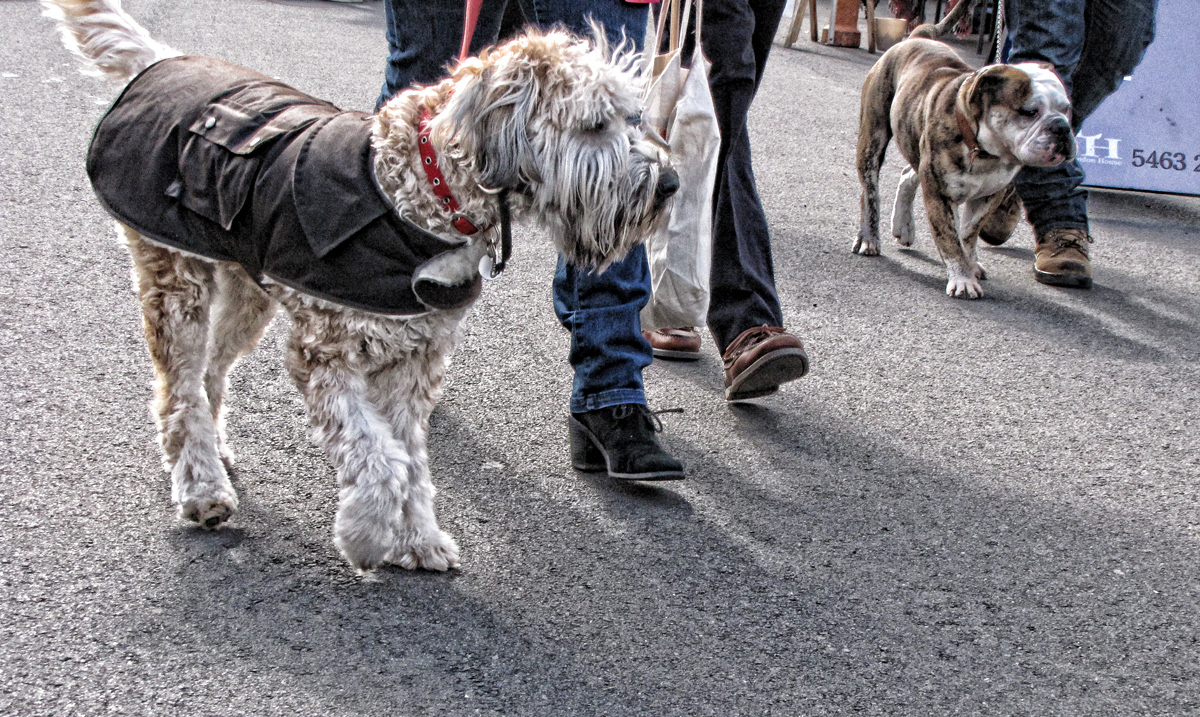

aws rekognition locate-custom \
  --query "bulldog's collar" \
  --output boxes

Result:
[955,106,995,168]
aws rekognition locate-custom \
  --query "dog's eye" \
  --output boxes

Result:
[1017,106,1039,118]
[587,120,608,133]
[625,112,642,126]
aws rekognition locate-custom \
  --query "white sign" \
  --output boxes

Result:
[1076,0,1198,196]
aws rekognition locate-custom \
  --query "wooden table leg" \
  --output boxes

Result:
[865,0,877,52]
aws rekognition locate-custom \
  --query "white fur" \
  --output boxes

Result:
[46,0,672,571]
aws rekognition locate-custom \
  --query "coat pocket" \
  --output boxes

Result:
[175,96,324,230]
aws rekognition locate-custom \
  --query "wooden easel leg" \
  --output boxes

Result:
[785,0,805,47]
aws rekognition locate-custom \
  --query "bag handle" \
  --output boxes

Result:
[652,0,703,56]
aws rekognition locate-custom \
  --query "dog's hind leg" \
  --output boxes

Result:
[368,351,460,572]
[204,264,277,468]
[854,73,892,256]
[891,164,920,247]
[122,225,237,527]
[282,307,429,571]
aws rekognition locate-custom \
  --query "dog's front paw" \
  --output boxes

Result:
[893,224,915,247]
[945,275,984,299]
[172,461,237,528]
[391,530,461,572]
[180,495,237,528]
[852,234,880,256]
[973,262,988,280]
[334,512,395,572]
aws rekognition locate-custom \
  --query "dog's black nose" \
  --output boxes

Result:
[1049,116,1076,160]
[656,167,680,198]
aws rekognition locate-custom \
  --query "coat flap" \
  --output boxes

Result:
[292,113,391,258]
[188,83,328,155]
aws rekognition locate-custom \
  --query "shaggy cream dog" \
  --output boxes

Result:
[45,0,676,571]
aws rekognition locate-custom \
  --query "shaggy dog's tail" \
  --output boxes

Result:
[42,0,178,83]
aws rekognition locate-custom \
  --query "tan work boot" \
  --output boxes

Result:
[1034,227,1093,289]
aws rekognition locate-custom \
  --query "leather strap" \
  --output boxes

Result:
[955,105,992,167]
[458,0,482,63]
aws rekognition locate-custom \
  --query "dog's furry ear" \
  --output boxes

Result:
[439,50,545,190]
[958,64,1032,120]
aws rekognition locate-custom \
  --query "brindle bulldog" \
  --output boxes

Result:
[854,38,1074,298]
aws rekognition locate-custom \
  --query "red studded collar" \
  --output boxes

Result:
[418,109,488,235]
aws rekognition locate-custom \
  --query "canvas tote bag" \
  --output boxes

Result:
[639,0,721,332]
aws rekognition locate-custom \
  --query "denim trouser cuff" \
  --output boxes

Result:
[1014,161,1089,236]
[570,389,646,415]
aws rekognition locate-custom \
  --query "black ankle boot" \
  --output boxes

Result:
[569,404,685,481]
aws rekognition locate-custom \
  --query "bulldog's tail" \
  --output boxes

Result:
[41,0,178,83]
[908,0,975,40]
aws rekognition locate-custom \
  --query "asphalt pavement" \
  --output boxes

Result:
[2,0,1199,714]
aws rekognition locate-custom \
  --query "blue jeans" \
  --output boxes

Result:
[1006,0,1157,235]
[378,0,654,414]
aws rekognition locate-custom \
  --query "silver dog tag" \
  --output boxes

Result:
[479,254,497,281]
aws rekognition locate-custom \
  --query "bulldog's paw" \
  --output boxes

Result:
[391,529,461,572]
[853,234,880,256]
[893,226,915,247]
[973,262,988,280]
[945,275,984,299]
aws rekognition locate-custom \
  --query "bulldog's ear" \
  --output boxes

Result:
[958,64,1032,119]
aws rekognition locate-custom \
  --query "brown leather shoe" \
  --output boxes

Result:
[722,325,809,401]
[1034,227,1093,288]
[643,328,701,360]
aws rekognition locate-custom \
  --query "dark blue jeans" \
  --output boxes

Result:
[377,0,654,414]
[1006,0,1157,235]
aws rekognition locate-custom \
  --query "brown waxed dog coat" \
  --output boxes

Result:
[87,55,481,315]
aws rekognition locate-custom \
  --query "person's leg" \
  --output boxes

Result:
[553,247,653,415]
[1007,0,1157,288]
[534,0,654,417]
[707,126,781,351]
[702,0,788,353]
[693,0,806,400]
[1071,0,1157,127]
[376,0,508,109]
[1007,0,1089,236]
[517,0,648,47]
[1005,0,1094,286]
[526,1,681,477]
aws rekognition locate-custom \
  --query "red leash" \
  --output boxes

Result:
[457,0,483,62]
[442,0,513,276]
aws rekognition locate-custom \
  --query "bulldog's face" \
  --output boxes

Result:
[964,63,1074,167]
